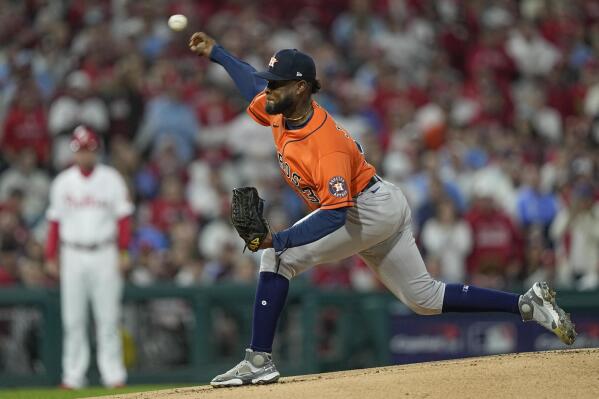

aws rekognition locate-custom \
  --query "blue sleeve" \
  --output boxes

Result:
[209,45,267,102]
[272,208,348,252]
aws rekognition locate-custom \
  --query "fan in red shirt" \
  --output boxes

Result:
[149,175,196,232]
[465,193,524,289]
[1,81,50,165]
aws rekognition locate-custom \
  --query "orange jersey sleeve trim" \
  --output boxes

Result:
[319,200,355,210]
[246,92,271,126]
[247,107,270,126]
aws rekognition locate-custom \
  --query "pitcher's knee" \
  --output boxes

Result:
[402,280,445,315]
[259,248,295,280]
[405,301,442,315]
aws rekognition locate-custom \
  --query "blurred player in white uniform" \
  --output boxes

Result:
[45,125,133,388]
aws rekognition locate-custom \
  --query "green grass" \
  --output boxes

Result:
[0,384,191,399]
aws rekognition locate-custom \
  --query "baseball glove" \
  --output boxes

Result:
[230,187,270,252]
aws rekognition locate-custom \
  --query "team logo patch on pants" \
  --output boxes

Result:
[328,176,348,198]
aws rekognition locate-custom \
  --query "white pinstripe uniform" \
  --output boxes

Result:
[47,164,133,387]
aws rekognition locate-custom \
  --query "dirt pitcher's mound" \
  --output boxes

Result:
[93,348,599,399]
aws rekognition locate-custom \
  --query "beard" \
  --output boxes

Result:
[265,94,294,115]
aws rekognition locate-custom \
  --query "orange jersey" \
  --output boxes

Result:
[247,92,376,211]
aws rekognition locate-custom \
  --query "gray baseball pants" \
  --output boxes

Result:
[260,180,446,315]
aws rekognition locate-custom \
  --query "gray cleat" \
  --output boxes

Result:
[519,282,577,345]
[211,348,280,387]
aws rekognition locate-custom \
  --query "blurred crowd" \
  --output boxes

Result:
[0,0,599,293]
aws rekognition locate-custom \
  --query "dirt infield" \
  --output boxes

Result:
[93,348,599,399]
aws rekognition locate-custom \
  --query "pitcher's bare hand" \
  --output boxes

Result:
[189,32,215,57]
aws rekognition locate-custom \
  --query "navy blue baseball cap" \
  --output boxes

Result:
[254,49,316,81]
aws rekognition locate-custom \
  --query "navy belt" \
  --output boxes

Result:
[361,174,382,193]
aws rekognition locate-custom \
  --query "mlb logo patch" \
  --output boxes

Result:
[328,176,348,198]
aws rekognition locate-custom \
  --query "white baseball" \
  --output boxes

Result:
[168,14,188,31]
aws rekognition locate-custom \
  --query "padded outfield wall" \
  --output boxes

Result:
[0,283,597,387]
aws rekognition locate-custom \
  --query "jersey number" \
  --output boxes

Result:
[301,187,319,203]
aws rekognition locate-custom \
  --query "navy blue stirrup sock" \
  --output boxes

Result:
[442,284,520,314]
[250,271,290,353]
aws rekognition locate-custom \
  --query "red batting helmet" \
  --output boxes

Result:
[70,125,100,152]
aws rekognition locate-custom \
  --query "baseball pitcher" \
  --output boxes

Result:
[189,32,576,387]
[45,125,133,388]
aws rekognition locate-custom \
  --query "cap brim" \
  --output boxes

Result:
[253,71,290,81]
